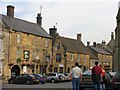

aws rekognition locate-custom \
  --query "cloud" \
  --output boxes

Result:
[1,1,119,45]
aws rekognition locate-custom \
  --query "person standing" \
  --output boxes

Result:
[92,61,102,90]
[99,64,107,90]
[69,62,82,90]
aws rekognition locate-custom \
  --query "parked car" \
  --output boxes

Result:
[112,72,120,90]
[80,70,113,90]
[32,74,47,84]
[8,74,35,85]
[63,73,71,82]
[30,74,40,84]
[46,72,61,83]
[109,72,116,78]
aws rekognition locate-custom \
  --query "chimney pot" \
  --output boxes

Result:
[77,33,82,41]
[111,32,114,40]
[7,5,15,18]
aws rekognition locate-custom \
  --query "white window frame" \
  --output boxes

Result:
[17,33,21,44]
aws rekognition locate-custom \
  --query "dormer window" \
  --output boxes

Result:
[57,43,60,49]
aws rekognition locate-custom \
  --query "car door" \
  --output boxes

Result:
[106,72,113,88]
[15,75,21,84]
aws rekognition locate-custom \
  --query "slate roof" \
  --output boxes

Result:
[0,14,51,38]
[91,44,111,55]
[60,36,89,54]
[86,46,98,60]
[106,39,115,53]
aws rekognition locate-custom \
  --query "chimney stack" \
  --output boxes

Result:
[102,40,106,47]
[87,41,90,46]
[7,5,15,18]
[111,32,114,40]
[49,26,57,38]
[77,33,82,41]
[36,13,42,26]
[93,42,96,47]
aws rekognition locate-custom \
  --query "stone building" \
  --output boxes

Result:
[49,26,90,73]
[0,5,52,79]
[86,41,112,71]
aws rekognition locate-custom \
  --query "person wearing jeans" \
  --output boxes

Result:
[69,62,82,90]
[92,61,102,90]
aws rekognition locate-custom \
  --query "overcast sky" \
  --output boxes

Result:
[1,0,120,45]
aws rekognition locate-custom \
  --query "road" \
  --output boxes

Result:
[0,81,93,90]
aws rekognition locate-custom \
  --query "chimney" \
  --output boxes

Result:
[36,13,42,26]
[87,41,90,46]
[77,33,82,41]
[111,32,114,40]
[93,42,96,47]
[102,40,106,47]
[7,5,15,18]
[49,26,57,38]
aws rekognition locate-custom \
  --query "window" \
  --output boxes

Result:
[78,54,80,61]
[17,34,21,44]
[70,53,74,61]
[45,40,49,48]
[57,43,60,49]
[24,50,30,59]
[54,67,58,73]
[17,49,21,58]
[59,67,63,73]
[56,54,61,62]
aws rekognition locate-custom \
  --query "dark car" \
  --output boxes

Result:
[80,70,113,90]
[32,74,47,84]
[8,74,35,85]
[30,74,40,84]
[112,72,120,90]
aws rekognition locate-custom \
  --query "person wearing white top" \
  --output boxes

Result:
[69,62,82,90]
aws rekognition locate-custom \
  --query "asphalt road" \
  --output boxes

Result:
[0,81,94,90]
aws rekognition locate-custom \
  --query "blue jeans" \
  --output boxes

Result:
[94,83,101,90]
[72,77,80,90]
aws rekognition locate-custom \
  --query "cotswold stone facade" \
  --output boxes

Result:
[0,5,52,79]
[49,27,90,73]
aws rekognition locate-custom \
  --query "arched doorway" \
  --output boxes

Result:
[11,65,20,77]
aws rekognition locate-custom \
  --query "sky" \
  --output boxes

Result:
[1,0,120,45]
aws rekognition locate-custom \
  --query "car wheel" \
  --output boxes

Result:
[9,80,13,84]
[26,80,30,85]
[41,81,45,84]
[51,79,55,83]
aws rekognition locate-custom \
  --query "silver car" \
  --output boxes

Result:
[46,72,61,83]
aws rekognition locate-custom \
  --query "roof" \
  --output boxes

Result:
[106,39,115,53]
[91,45,111,55]
[0,14,51,38]
[116,8,120,20]
[61,36,89,54]
[86,46,98,60]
